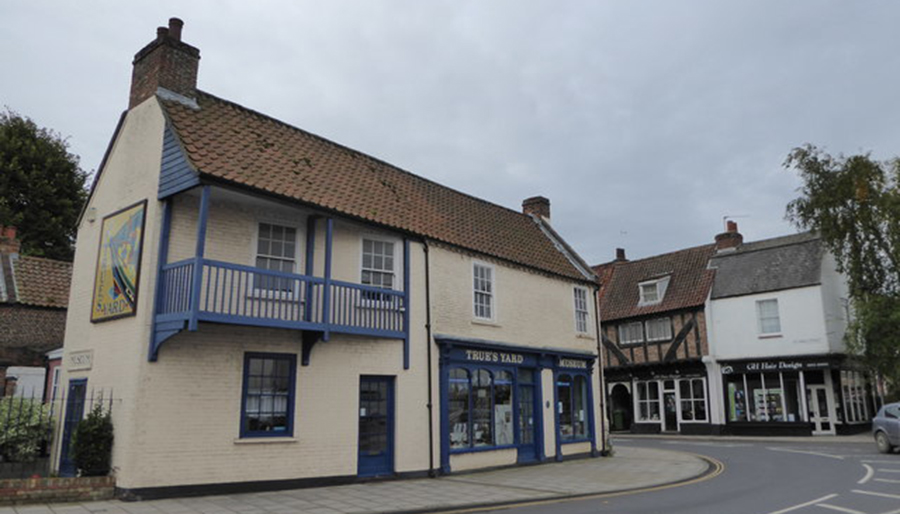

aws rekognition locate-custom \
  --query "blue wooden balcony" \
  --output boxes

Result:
[149,186,411,366]
[151,258,409,361]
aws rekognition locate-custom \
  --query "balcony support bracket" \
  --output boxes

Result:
[301,331,322,366]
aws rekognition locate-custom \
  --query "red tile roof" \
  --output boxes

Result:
[593,244,715,322]
[10,256,72,308]
[160,91,590,281]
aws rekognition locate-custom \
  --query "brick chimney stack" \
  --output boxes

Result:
[615,248,627,262]
[522,196,550,222]
[715,220,743,251]
[0,226,20,254]
[129,17,200,109]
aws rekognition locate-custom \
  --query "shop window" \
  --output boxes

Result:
[727,371,803,423]
[494,371,513,445]
[645,317,672,342]
[679,379,707,422]
[756,299,781,335]
[255,222,298,292]
[449,366,521,451]
[557,373,589,442]
[841,371,869,424]
[619,322,644,345]
[636,381,660,422]
[573,287,590,334]
[241,353,296,438]
[726,376,749,422]
[473,263,494,320]
[449,368,470,449]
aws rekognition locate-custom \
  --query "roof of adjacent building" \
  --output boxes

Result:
[710,232,822,299]
[0,255,72,309]
[593,244,717,322]
[159,91,593,282]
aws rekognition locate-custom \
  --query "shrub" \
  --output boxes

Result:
[71,404,113,476]
[0,398,52,462]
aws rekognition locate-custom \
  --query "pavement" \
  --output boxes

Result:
[0,444,712,514]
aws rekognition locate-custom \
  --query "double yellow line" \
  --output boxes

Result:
[440,452,726,514]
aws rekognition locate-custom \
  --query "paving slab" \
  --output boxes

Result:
[7,446,711,514]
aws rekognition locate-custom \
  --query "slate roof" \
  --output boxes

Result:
[710,232,821,299]
[159,91,592,282]
[593,244,716,322]
[5,256,72,308]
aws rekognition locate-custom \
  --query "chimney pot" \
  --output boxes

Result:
[615,248,626,261]
[522,196,551,222]
[130,18,201,109]
[715,221,743,251]
[168,18,184,41]
[0,226,20,254]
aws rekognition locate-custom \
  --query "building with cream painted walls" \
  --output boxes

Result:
[57,18,605,498]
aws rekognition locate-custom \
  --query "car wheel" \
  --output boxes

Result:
[875,431,894,454]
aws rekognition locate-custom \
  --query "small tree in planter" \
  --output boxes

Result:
[71,404,113,476]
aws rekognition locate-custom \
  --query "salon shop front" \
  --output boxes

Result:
[719,355,873,436]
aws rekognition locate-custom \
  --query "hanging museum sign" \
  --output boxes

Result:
[91,200,147,322]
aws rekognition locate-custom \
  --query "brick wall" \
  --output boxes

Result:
[0,305,65,365]
[0,476,114,505]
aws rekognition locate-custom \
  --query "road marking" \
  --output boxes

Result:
[862,460,900,464]
[859,464,875,484]
[816,503,867,514]
[766,494,839,514]
[767,447,845,460]
[874,478,900,484]
[877,469,900,473]
[852,489,900,500]
[879,509,900,514]
[661,441,752,448]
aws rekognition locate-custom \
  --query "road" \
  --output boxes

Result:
[487,437,900,514]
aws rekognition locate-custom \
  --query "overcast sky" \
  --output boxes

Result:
[2,1,899,264]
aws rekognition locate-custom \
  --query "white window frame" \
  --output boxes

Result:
[359,234,402,306]
[638,276,670,306]
[573,287,590,334]
[645,317,673,342]
[634,380,661,422]
[472,261,496,322]
[756,298,782,336]
[618,321,644,345]
[677,377,708,423]
[251,220,303,299]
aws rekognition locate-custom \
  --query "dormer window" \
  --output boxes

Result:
[638,276,670,306]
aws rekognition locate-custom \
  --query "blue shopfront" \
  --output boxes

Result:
[436,336,598,473]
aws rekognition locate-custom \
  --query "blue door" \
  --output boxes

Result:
[358,376,394,477]
[517,368,539,462]
[58,379,87,477]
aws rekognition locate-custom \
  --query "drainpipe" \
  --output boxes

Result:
[593,284,609,455]
[424,239,436,477]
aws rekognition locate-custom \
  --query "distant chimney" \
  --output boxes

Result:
[715,220,743,251]
[129,17,200,109]
[0,226,20,254]
[522,196,550,222]
[615,248,627,261]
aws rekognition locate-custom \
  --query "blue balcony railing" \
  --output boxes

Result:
[154,258,406,343]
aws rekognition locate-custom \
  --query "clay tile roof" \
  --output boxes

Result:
[160,91,590,281]
[11,256,72,308]
[592,244,716,322]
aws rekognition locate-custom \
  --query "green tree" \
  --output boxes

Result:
[71,404,113,476]
[785,144,900,395]
[0,109,88,260]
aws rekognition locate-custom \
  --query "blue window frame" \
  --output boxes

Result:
[240,352,297,438]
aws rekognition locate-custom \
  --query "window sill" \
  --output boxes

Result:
[576,333,596,341]
[560,438,592,445]
[234,436,298,445]
[472,318,501,328]
[758,333,783,339]
[450,444,517,455]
